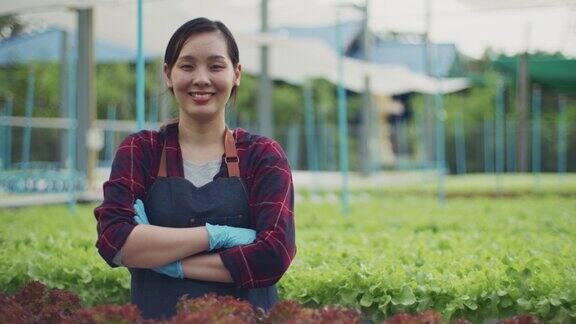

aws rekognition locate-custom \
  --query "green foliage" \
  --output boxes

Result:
[0,204,130,306]
[282,194,576,323]
[1,187,575,323]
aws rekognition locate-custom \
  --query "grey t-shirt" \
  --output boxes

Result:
[112,157,222,266]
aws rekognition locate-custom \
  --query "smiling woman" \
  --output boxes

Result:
[93,17,297,320]
[164,29,241,126]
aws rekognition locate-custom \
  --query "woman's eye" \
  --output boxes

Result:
[211,65,224,70]
[180,64,194,70]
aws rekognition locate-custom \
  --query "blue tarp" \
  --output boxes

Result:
[0,27,155,65]
[273,21,462,78]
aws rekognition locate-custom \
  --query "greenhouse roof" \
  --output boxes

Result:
[492,55,576,94]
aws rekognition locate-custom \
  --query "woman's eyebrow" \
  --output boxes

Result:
[177,55,226,61]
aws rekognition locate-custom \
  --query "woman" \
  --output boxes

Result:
[94,17,296,320]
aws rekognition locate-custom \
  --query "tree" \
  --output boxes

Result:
[0,15,26,41]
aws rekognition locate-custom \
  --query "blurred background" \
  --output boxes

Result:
[0,0,575,209]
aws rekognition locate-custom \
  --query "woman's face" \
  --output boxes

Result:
[164,31,241,122]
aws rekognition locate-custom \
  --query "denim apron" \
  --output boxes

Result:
[129,127,278,320]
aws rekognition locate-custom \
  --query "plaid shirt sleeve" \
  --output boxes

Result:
[219,139,297,289]
[93,131,157,268]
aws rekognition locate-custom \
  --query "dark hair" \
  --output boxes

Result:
[164,17,240,106]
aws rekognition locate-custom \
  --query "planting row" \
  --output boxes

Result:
[1,281,546,324]
[0,196,575,323]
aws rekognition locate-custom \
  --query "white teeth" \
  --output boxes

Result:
[189,92,214,99]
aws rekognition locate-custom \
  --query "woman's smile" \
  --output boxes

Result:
[188,91,216,105]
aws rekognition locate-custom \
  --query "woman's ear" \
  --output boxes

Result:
[163,63,173,89]
[233,63,242,86]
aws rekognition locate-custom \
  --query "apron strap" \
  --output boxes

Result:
[157,126,240,178]
[224,127,240,177]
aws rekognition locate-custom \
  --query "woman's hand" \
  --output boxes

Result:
[205,223,256,251]
[133,199,184,279]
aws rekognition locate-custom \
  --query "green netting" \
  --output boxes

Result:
[492,55,576,94]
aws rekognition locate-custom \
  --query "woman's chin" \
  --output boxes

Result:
[180,106,223,123]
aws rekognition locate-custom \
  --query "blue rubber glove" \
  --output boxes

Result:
[133,199,184,279]
[205,223,257,251]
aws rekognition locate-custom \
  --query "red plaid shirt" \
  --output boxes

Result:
[94,122,296,289]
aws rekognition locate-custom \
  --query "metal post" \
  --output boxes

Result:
[258,0,273,138]
[67,43,77,212]
[398,121,409,170]
[507,117,516,172]
[431,43,446,205]
[558,95,567,179]
[151,94,159,123]
[136,0,145,131]
[304,81,319,172]
[3,96,13,169]
[59,29,69,168]
[517,52,530,172]
[22,70,35,169]
[360,0,372,176]
[434,88,445,205]
[531,85,541,185]
[455,107,466,175]
[105,105,117,165]
[336,15,350,215]
[76,8,95,189]
[423,0,435,165]
[286,122,300,170]
[495,79,505,193]
[484,116,494,173]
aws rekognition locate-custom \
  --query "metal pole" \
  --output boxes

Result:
[258,0,273,138]
[423,0,435,166]
[495,79,505,193]
[484,116,495,174]
[558,95,567,179]
[455,107,466,175]
[336,15,350,215]
[507,117,516,173]
[0,101,4,169]
[105,105,117,165]
[431,43,445,205]
[360,0,372,175]
[22,70,36,169]
[76,8,95,189]
[59,29,69,168]
[67,44,77,212]
[517,52,530,172]
[531,85,541,185]
[4,96,13,169]
[304,81,319,172]
[398,121,409,170]
[151,94,159,123]
[136,0,145,131]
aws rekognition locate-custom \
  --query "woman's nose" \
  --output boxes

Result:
[193,67,210,87]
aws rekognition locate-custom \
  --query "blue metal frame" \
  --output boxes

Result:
[22,70,36,169]
[495,79,505,193]
[336,17,350,215]
[531,85,541,185]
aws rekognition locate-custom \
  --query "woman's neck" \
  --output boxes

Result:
[177,114,226,148]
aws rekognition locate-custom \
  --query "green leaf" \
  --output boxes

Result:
[392,286,416,306]
[360,293,373,307]
[517,297,533,310]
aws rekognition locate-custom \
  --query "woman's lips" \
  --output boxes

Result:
[189,92,214,105]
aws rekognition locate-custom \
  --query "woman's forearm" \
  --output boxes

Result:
[181,253,233,283]
[120,225,209,268]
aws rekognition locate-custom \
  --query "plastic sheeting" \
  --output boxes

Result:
[1,0,469,95]
[237,33,469,95]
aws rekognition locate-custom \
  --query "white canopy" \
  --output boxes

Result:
[2,0,469,95]
[238,34,469,95]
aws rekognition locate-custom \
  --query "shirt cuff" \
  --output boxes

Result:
[219,247,250,289]
[112,250,124,267]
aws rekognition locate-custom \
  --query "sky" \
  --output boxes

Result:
[2,0,575,59]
